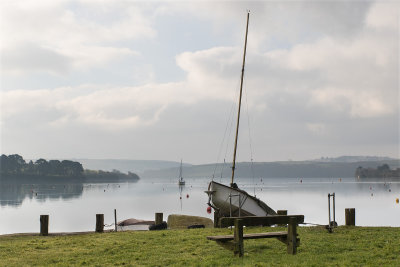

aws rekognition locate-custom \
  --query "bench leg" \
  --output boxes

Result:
[287,217,297,255]
[234,219,244,257]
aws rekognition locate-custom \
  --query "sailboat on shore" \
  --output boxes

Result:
[206,11,276,218]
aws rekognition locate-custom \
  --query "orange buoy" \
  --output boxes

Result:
[207,206,212,214]
[396,198,399,204]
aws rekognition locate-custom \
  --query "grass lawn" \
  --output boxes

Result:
[1,226,399,266]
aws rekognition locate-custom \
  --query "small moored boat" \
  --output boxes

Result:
[206,11,276,218]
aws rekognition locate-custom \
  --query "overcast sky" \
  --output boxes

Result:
[1,0,399,164]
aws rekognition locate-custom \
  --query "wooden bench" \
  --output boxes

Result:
[207,215,304,257]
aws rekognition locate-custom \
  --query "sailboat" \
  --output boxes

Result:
[206,11,276,218]
[178,160,185,186]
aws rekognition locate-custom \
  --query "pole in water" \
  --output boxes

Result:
[327,193,337,231]
[114,209,117,232]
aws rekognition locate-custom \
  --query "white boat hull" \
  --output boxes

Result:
[207,181,276,217]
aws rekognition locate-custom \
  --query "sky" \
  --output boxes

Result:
[0,0,399,164]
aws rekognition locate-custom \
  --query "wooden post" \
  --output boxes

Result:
[345,208,355,226]
[214,211,219,228]
[114,209,117,232]
[277,210,287,226]
[234,219,244,257]
[155,213,163,225]
[40,215,49,236]
[287,217,297,255]
[96,214,104,233]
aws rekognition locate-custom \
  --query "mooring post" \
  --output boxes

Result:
[40,215,49,236]
[234,219,244,257]
[114,209,117,232]
[96,214,104,233]
[332,193,336,224]
[328,193,331,225]
[277,210,288,226]
[345,208,355,226]
[214,211,219,228]
[287,217,297,255]
[155,212,163,225]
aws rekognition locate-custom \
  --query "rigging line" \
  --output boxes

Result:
[221,78,241,181]
[220,158,225,183]
[243,75,256,196]
[211,91,238,180]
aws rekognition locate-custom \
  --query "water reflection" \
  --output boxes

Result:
[0,176,138,207]
[0,177,84,207]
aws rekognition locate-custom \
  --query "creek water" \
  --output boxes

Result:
[0,177,399,235]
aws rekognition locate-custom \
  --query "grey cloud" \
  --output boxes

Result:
[2,44,71,75]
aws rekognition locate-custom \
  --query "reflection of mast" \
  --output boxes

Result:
[179,184,183,211]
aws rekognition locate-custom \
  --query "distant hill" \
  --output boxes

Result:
[310,156,398,163]
[140,159,400,179]
[75,159,192,174]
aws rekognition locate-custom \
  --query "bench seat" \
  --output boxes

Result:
[207,231,287,242]
[207,215,303,256]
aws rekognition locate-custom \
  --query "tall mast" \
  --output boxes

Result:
[179,159,183,179]
[231,11,250,187]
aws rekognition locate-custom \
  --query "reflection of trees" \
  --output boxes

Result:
[0,178,84,207]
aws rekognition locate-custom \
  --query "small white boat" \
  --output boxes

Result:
[207,181,275,217]
[206,11,276,218]
[178,160,185,186]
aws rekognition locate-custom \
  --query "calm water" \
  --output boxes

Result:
[1,177,399,234]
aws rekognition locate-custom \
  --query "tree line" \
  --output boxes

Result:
[1,154,84,177]
[355,164,400,178]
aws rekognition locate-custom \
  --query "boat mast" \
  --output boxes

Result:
[179,159,183,180]
[231,11,250,188]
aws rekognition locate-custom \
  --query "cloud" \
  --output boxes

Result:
[366,1,399,30]
[0,0,154,74]
[0,81,204,131]
[3,1,396,129]
[1,1,398,161]
[2,43,71,75]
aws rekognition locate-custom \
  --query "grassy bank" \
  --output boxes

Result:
[1,226,399,266]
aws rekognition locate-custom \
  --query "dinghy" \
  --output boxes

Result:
[206,11,276,218]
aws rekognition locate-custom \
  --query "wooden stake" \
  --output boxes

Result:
[287,217,297,255]
[40,215,49,236]
[155,213,163,225]
[214,211,220,228]
[345,208,355,226]
[234,219,244,257]
[96,214,104,233]
[114,209,117,232]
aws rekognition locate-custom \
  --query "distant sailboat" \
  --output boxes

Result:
[178,160,185,186]
[206,11,276,219]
